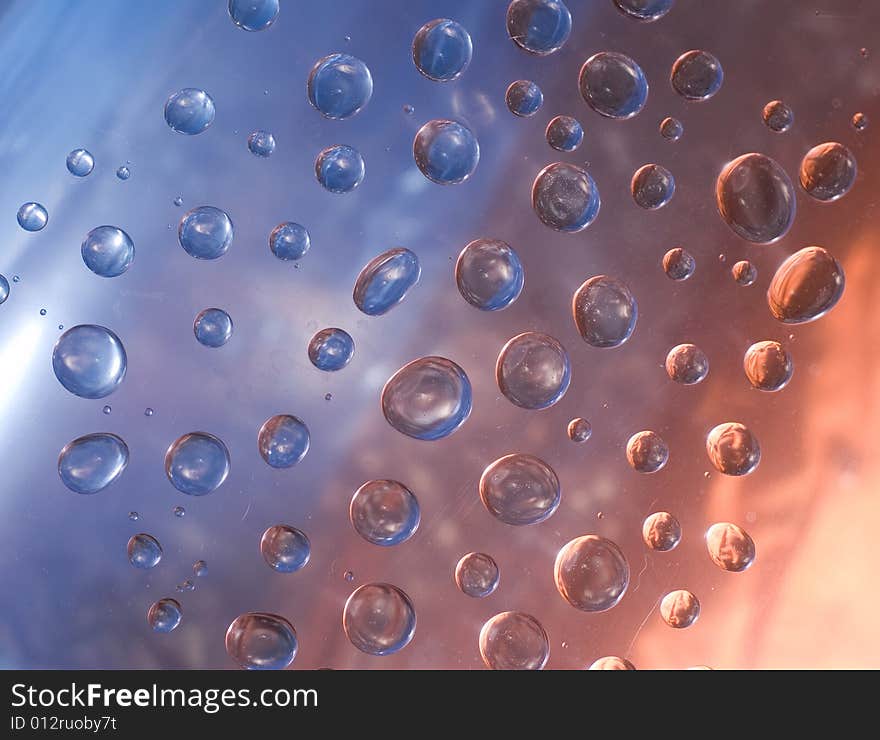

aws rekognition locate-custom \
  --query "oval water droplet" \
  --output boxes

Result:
[762,100,793,132]
[546,115,583,152]
[479,611,549,670]
[659,589,700,628]
[225,613,298,670]
[480,453,560,525]
[631,163,675,209]
[455,238,523,312]
[662,247,695,280]
[731,259,757,286]
[261,525,311,573]
[613,0,673,21]
[799,142,857,202]
[128,533,162,569]
[659,116,683,141]
[148,598,182,633]
[353,247,421,316]
[706,522,756,572]
[308,327,354,371]
[572,275,637,348]
[626,430,669,473]
[706,422,760,476]
[58,433,129,494]
[767,246,844,324]
[228,0,279,31]
[531,162,600,232]
[247,129,276,157]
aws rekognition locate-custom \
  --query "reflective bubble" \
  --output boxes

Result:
[307,53,373,120]
[66,148,94,177]
[716,153,796,244]
[613,0,674,21]
[731,259,757,286]
[455,552,499,598]
[762,100,793,133]
[496,332,570,410]
[413,119,479,185]
[127,533,162,569]
[659,589,700,628]
[260,525,311,573]
[480,453,560,526]
[767,246,845,324]
[381,356,472,440]
[743,340,793,392]
[554,535,629,612]
[315,144,365,193]
[589,656,636,670]
[193,560,208,577]
[58,433,129,494]
[506,0,571,56]
[671,50,723,100]
[799,142,857,202]
[662,247,695,281]
[626,430,669,474]
[545,115,583,152]
[579,52,648,119]
[0,274,9,304]
[852,112,868,131]
[572,275,637,348]
[269,222,310,261]
[350,480,420,546]
[665,343,709,385]
[52,324,127,399]
[660,116,683,141]
[116,165,130,181]
[228,0,279,31]
[343,583,416,656]
[172,505,185,518]
[455,238,523,311]
[164,432,231,495]
[531,162,601,232]
[164,88,215,135]
[479,611,549,670]
[412,18,472,82]
[178,206,233,259]
[505,79,544,117]
[193,308,233,348]
[81,226,134,278]
[567,417,592,443]
[17,202,48,232]
[706,422,760,476]
[706,522,756,573]
[148,598,182,633]
[308,328,354,371]
[247,129,276,157]
[642,512,682,552]
[631,163,675,209]
[353,247,421,316]
[226,613,298,670]
[258,415,310,468]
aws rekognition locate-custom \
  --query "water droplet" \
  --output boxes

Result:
[554,535,629,612]
[261,525,311,572]
[531,162,601,232]
[350,480,420,546]
[480,611,548,670]
[308,328,354,371]
[506,0,571,56]
[178,206,233,259]
[662,247,695,281]
[144,407,154,417]
[17,202,48,232]
[173,196,183,207]
[58,433,128,494]
[626,430,669,473]
[706,422,760,476]
[670,50,723,100]
[706,522,756,572]
[799,142,857,202]
[247,129,276,157]
[454,239,523,312]
[344,570,355,582]
[480,453,560,525]
[148,598,182,633]
[567,417,592,442]
[80,225,135,278]
[12,275,19,283]
[267,222,310,262]
[343,583,416,656]
[412,18,472,82]
[496,332,570,410]
[172,505,185,518]
[589,655,636,670]
[455,552,499,598]
[852,112,868,131]
[413,119,479,185]
[767,246,844,324]
[315,144,365,193]
[716,153,795,244]
[175,580,194,593]
[613,0,673,21]
[324,392,333,401]
[731,259,757,287]
[193,308,233,348]
[307,53,373,119]
[659,116,683,141]
[226,613,298,670]
[381,356,472,440]
[57,324,63,330]
[164,88,215,135]
[545,115,583,152]
[572,275,637,348]
[505,79,544,117]
[631,163,675,209]
[66,148,94,177]
[228,0,278,31]
[860,47,869,58]
[0,275,8,305]
[665,343,709,385]
[403,104,415,115]
[193,560,208,577]
[743,340,792,392]
[128,511,139,521]
[127,533,162,569]
[762,100,793,133]
[579,52,648,119]
[257,415,310,468]
[100,405,111,416]
[164,432,230,495]
[642,512,682,551]
[52,324,126,399]
[660,589,700,629]
[353,247,421,316]
[39,308,47,316]
[116,165,130,181]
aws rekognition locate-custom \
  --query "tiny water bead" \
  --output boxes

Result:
[660,589,700,629]
[193,560,208,577]
[505,80,544,117]
[642,512,682,552]
[226,613,298,670]
[177,580,195,593]
[662,247,695,281]
[799,142,857,202]
[767,246,845,324]
[706,422,760,476]
[164,88,215,135]
[506,0,571,56]
[164,432,231,495]
[412,18,472,82]
[52,324,127,399]
[228,0,279,31]
[308,328,354,371]
[613,0,674,21]
[178,206,233,259]
[706,522,756,573]
[17,202,48,232]
[128,511,139,521]
[315,144,365,193]
[665,343,709,385]
[554,535,629,612]
[852,112,868,131]
[0,274,8,304]
[572,275,638,348]
[579,51,648,119]
[349,479,421,546]
[660,116,683,141]
[762,100,794,133]
[496,332,570,410]
[148,598,182,633]
[670,50,723,101]
[247,130,276,157]
[744,340,793,392]
[257,415,310,468]
[39,308,48,316]
[455,553,500,598]
[732,260,757,287]
[455,238,523,311]
[567,417,592,443]
[260,525,311,573]
[58,433,129,494]
[403,104,414,115]
[144,407,154,417]
[413,119,479,185]
[269,222,310,261]
[546,115,583,152]
[344,570,355,582]
[193,308,233,348]
[343,583,416,656]
[531,162,600,232]
[173,196,183,207]
[381,356,472,440]
[116,166,130,181]
[626,430,669,473]
[480,613,549,672]
[66,148,94,177]
[631,163,675,209]
[127,533,162,569]
[172,505,185,518]
[353,247,421,316]
[479,453,560,526]
[589,656,636,670]
[81,226,134,278]
[307,53,373,120]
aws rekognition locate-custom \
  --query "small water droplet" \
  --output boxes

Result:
[642,512,682,551]
[579,51,648,118]
[480,453,560,525]
[128,511,139,521]
[413,120,479,185]
[193,560,208,577]
[572,275,637,347]
[247,129,276,157]
[144,407,154,417]
[39,308,47,316]
[662,247,695,281]
[226,612,298,669]
[116,165,130,181]
[412,18,472,82]
[17,202,48,232]
[626,430,669,473]
[505,80,543,117]
[66,148,95,177]
[532,162,601,232]
[307,53,373,119]
[315,144,365,193]
[479,611,549,670]
[716,153,795,243]
[762,100,793,132]
[173,505,185,518]
[455,552,499,598]
[496,332,570,410]
[706,422,760,476]
[659,116,683,141]
[127,533,162,569]
[671,50,723,100]
[165,432,230,495]
[660,589,700,628]
[506,0,571,56]
[731,260,757,286]
[343,583,416,655]
[164,88,215,135]
[555,535,629,611]
[81,226,135,278]
[193,308,233,348]
[631,163,675,209]
[178,206,233,259]
[567,417,592,442]
[799,142,857,201]
[852,112,868,131]
[665,344,709,385]
[743,340,793,391]
[261,525,311,572]
[308,328,355,371]
[53,324,127,399]
[706,522,756,572]
[148,598,182,633]
[257,415,310,468]
[546,115,583,152]
[228,0,279,31]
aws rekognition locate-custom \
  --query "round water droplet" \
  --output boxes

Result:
[671,50,723,100]
[706,422,760,476]
[572,275,637,348]
[505,79,544,117]
[193,308,233,348]
[349,480,420,546]
[412,18,472,82]
[176,579,195,593]
[455,552,499,598]
[193,560,208,577]
[579,52,648,119]
[228,0,278,31]
[172,505,185,518]
[496,332,570,410]
[455,238,523,311]
[762,100,793,132]
[247,129,275,157]
[66,148,94,177]
[589,656,636,670]
[659,589,700,628]
[554,535,629,612]
[403,104,414,115]
[173,196,183,207]
[665,343,708,385]
[144,407,154,417]
[799,142,857,202]
[480,453,560,525]
[381,356,472,440]
[116,165,130,181]
[52,324,126,399]
[12,275,19,283]
[567,417,592,442]
[631,163,675,209]
[17,202,48,232]
[0,274,8,305]
[81,226,134,278]
[178,205,233,259]
[662,247,695,281]
[731,259,757,286]
[261,525,311,573]
[226,613,298,670]
[852,112,868,131]
[480,611,548,670]
[127,533,162,569]
[413,119,479,185]
[506,0,571,56]
[545,115,583,152]
[39,308,47,316]
[257,415,310,468]
[706,522,756,572]
[269,222,310,261]
[531,162,601,232]
[642,511,682,552]
[307,53,373,120]
[344,570,355,582]
[660,116,683,141]
[148,598,181,633]
[315,144,365,193]
[613,0,673,21]
[743,340,792,392]
[128,511,139,521]
[767,246,844,324]
[58,433,129,494]
[716,153,795,244]
[308,328,354,371]
[343,583,416,656]
[353,247,421,316]
[164,432,230,495]
[164,88,215,135]
[626,430,669,473]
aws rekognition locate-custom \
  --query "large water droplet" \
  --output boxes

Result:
[659,589,700,628]
[706,522,756,572]
[762,100,793,132]
[626,430,669,473]
[349,480,420,546]
[193,308,233,348]
[496,332,570,410]
[413,119,479,185]
[307,53,373,120]
[247,129,276,157]
[455,238,523,311]
[631,163,675,209]
[353,247,421,316]
[479,611,549,670]
[506,0,571,55]
[670,50,723,100]
[269,222,310,261]
[81,226,134,278]
[572,275,637,348]
[767,246,844,324]
[579,52,648,119]
[505,80,544,117]
[546,115,583,152]
[665,343,709,385]
[798,142,857,202]
[164,432,230,495]
[178,206,233,259]
[226,613,298,669]
[127,533,162,569]
[308,327,354,371]
[531,162,600,232]
[260,525,311,573]
[257,415,310,468]
[554,535,629,611]
[17,202,48,232]
[148,598,182,633]
[743,340,793,392]
[228,0,279,31]
[315,144,365,193]
[412,18,472,82]
[642,512,682,552]
[662,247,695,280]
[706,422,760,476]
[480,453,560,525]
[343,583,416,656]
[58,433,129,494]
[455,552,500,598]
[66,148,95,177]
[164,88,215,135]
[613,0,674,21]
[52,324,127,399]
